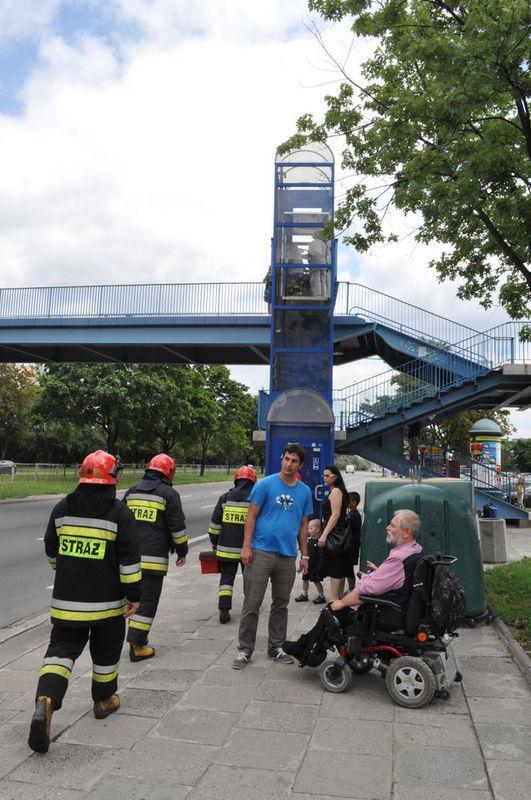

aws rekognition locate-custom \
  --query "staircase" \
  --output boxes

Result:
[334,318,531,521]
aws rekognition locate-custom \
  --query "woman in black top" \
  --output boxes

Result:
[317,465,354,600]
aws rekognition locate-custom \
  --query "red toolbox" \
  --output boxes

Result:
[199,550,220,574]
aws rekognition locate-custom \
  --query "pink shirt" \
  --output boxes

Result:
[350,541,423,610]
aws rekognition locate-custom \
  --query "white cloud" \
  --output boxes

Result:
[0,0,528,437]
[0,0,61,43]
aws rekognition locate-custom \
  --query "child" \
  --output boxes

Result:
[295,518,326,604]
[346,491,362,592]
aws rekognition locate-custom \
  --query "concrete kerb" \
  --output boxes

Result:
[0,613,49,646]
[487,602,531,686]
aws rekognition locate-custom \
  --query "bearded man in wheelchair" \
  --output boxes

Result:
[283,509,463,707]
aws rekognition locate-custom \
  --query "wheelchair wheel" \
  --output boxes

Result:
[385,656,435,708]
[319,659,353,693]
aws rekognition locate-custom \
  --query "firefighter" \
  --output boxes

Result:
[28,450,141,754]
[124,454,188,661]
[208,465,257,623]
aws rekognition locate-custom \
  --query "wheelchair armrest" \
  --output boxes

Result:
[358,595,402,612]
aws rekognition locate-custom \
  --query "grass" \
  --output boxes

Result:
[484,557,531,654]
[0,470,232,500]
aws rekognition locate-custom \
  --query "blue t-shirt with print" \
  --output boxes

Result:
[249,474,313,558]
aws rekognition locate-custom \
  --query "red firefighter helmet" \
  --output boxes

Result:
[79,450,120,485]
[234,465,257,484]
[147,453,176,480]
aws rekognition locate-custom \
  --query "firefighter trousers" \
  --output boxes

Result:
[127,572,164,646]
[218,560,243,610]
[36,617,125,709]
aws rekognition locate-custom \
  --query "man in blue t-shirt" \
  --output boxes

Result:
[232,443,312,669]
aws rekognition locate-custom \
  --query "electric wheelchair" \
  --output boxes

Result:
[288,554,463,709]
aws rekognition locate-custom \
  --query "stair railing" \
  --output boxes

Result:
[335,282,482,344]
[334,336,511,430]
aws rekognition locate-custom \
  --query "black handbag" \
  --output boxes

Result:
[325,521,352,555]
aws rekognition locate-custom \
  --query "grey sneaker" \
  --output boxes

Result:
[232,651,251,670]
[268,647,294,664]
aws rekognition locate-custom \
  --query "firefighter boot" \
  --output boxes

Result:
[219,609,230,624]
[129,643,155,662]
[93,694,120,719]
[28,696,54,753]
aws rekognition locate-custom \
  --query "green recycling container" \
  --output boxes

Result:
[361,478,486,620]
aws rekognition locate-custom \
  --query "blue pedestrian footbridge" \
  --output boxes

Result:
[1,279,529,518]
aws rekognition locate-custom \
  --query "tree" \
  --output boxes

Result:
[424,408,513,460]
[130,365,201,458]
[281,0,530,321]
[0,364,38,458]
[186,366,256,476]
[33,364,141,455]
[502,438,531,472]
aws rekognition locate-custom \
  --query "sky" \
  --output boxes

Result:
[0,0,529,438]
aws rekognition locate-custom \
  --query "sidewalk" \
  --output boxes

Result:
[0,542,530,800]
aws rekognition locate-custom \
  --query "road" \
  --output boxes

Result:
[0,471,373,629]
[0,480,233,629]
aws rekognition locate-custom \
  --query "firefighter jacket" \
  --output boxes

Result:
[123,469,188,576]
[208,479,254,562]
[45,484,141,627]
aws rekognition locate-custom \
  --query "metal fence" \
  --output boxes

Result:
[0,463,248,481]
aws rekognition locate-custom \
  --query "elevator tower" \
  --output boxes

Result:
[265,143,337,507]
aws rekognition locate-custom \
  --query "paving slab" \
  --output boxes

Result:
[395,744,489,790]
[487,759,531,800]
[394,714,480,750]
[198,663,269,688]
[310,717,392,755]
[295,750,391,799]
[177,683,256,713]
[0,780,84,799]
[85,773,191,800]
[393,787,491,800]
[318,687,394,721]
[255,673,324,705]
[237,700,318,734]
[116,687,182,718]
[476,723,531,762]
[292,795,361,800]
[467,695,531,726]
[0,671,37,694]
[457,655,521,675]
[461,670,530,698]
[8,744,123,791]
[153,707,238,745]
[214,728,309,771]
[187,764,293,800]
[0,723,35,780]
[59,710,156,747]
[116,737,217,784]
[125,667,201,692]
[171,638,232,655]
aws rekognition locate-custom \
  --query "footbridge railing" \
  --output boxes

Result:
[0,282,269,319]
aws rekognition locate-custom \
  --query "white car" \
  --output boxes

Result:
[345,464,355,474]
